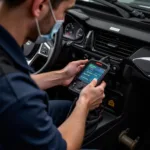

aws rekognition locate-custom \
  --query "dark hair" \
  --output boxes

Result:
[4,0,64,8]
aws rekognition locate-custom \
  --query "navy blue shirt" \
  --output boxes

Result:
[0,25,67,150]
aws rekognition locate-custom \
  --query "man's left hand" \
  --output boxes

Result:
[62,59,88,86]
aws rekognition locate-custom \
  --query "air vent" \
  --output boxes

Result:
[93,30,140,60]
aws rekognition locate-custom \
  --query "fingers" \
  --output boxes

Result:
[101,81,107,89]
[89,79,97,87]
[96,81,106,91]
[74,59,88,66]
[77,65,85,72]
[90,99,103,110]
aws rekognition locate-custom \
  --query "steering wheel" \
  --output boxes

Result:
[23,26,63,74]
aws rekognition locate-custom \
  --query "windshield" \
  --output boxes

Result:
[82,0,150,9]
[119,0,150,7]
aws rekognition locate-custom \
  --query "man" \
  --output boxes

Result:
[0,0,106,150]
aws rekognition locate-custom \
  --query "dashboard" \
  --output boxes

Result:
[63,8,150,64]
[62,7,150,117]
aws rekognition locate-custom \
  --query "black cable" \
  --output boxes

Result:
[99,56,111,66]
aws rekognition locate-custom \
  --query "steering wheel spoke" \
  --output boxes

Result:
[26,42,54,66]
[24,26,63,74]
[26,54,38,66]
[38,43,52,57]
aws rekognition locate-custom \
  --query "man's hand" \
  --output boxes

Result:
[31,59,88,90]
[59,79,106,150]
[61,59,88,86]
[77,79,106,111]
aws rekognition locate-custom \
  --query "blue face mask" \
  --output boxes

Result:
[35,0,64,44]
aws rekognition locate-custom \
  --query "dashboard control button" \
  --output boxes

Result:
[40,45,49,55]
[112,66,117,71]
[112,65,120,72]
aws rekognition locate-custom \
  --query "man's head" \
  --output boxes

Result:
[0,0,75,45]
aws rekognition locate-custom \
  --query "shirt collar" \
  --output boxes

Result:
[0,25,34,73]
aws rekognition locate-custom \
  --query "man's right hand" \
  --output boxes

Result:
[59,79,106,150]
[77,79,106,111]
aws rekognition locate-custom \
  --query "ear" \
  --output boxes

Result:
[31,0,48,18]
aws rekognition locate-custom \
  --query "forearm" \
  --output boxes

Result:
[31,70,65,90]
[58,101,89,150]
